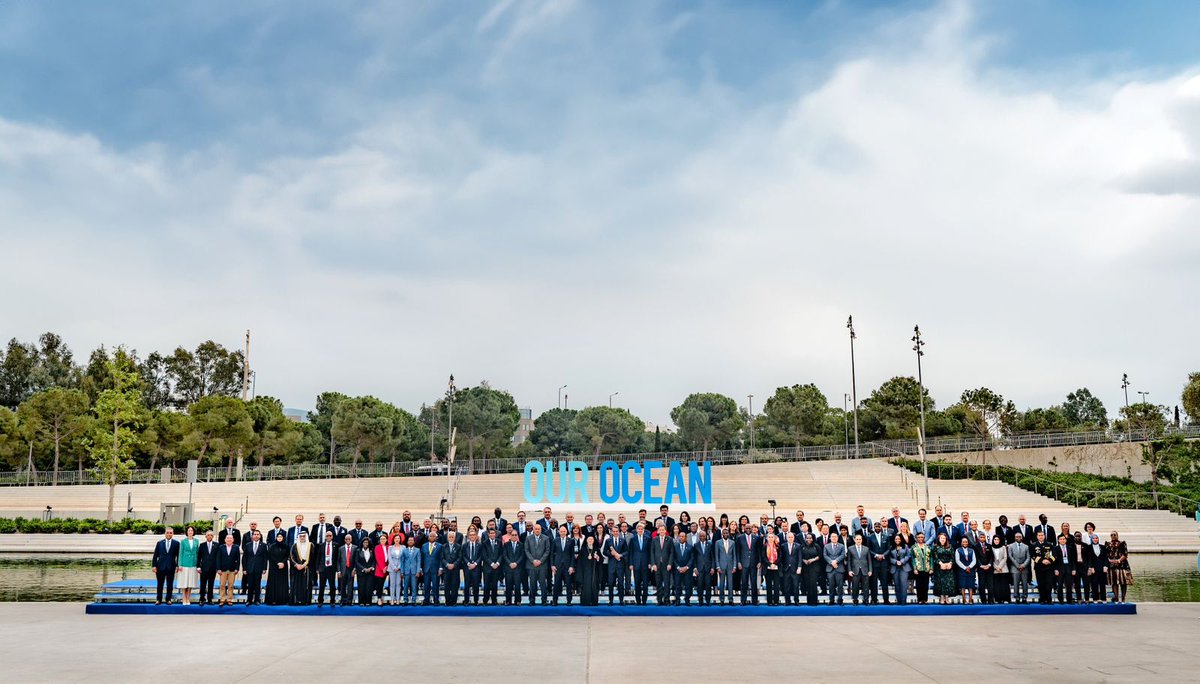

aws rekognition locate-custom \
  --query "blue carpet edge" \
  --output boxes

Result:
[85,603,1137,617]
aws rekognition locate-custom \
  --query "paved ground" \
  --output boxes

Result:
[1,603,1198,683]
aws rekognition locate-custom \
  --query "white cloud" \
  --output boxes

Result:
[1,1,1197,424]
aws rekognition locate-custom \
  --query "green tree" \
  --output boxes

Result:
[182,395,253,480]
[861,377,934,440]
[246,396,302,473]
[140,409,188,471]
[0,406,25,470]
[87,350,146,522]
[530,408,583,457]
[671,393,741,454]
[79,345,114,404]
[1117,402,1167,436]
[30,332,79,392]
[138,352,173,411]
[0,338,39,409]
[18,387,90,485]
[763,384,831,446]
[433,384,520,461]
[164,340,246,408]
[1014,406,1070,433]
[569,406,644,456]
[1182,372,1200,425]
[308,391,349,445]
[957,387,1018,439]
[1140,434,1196,506]
[1062,388,1108,428]
[332,396,393,473]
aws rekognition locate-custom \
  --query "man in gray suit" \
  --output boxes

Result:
[524,523,551,605]
[846,533,872,605]
[1007,531,1032,603]
[650,523,675,605]
[713,528,737,605]
[823,532,846,605]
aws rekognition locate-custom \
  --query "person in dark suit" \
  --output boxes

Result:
[348,520,370,548]
[286,515,307,547]
[780,532,801,605]
[524,524,550,605]
[420,535,443,605]
[482,528,503,605]
[242,530,267,605]
[353,538,376,605]
[714,527,737,605]
[629,522,652,605]
[337,534,357,605]
[217,519,241,547]
[736,527,761,605]
[603,525,629,604]
[151,528,179,605]
[264,517,286,549]
[502,532,524,605]
[1082,533,1108,603]
[655,505,675,535]
[846,534,872,605]
[672,531,694,605]
[309,513,334,547]
[491,508,508,539]
[1052,533,1077,604]
[551,525,577,605]
[886,508,908,535]
[216,534,241,606]
[1035,515,1056,549]
[691,530,714,605]
[650,524,675,605]
[331,515,349,544]
[441,530,463,606]
[462,530,484,605]
[1012,515,1034,547]
[196,530,219,605]
[313,530,339,607]
[866,521,892,604]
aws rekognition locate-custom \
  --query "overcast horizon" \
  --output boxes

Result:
[2,1,1197,424]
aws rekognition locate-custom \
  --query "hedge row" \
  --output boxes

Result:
[0,517,216,535]
[894,459,1200,515]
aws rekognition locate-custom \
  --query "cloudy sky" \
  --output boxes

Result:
[2,0,1197,424]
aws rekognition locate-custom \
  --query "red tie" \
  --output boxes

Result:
[346,547,352,568]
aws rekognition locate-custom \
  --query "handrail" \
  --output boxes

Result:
[1,424,1195,487]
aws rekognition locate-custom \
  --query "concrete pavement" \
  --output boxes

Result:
[1,603,1198,683]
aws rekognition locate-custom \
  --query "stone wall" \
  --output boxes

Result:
[931,442,1152,480]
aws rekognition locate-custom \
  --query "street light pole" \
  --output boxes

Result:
[446,374,456,488]
[1121,374,1130,408]
[847,316,860,458]
[559,385,568,410]
[747,394,755,452]
[913,325,929,509]
[843,393,850,457]
[1138,391,1150,405]
[609,392,619,408]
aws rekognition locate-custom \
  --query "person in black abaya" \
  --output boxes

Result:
[265,532,291,605]
[577,534,603,606]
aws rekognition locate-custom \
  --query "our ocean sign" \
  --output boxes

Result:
[522,460,713,506]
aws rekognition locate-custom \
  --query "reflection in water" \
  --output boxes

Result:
[0,553,1196,602]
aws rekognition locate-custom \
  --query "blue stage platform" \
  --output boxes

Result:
[86,602,1136,617]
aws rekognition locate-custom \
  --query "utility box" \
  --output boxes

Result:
[161,503,193,527]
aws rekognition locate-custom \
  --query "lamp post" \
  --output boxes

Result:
[747,394,755,452]
[558,385,568,410]
[1121,373,1130,408]
[847,316,860,458]
[609,392,619,408]
[1138,391,1150,405]
[912,325,929,509]
[843,393,850,457]
[446,375,456,488]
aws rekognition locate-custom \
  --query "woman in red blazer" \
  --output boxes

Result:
[373,540,391,605]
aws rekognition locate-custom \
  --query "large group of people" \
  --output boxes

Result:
[147,503,1135,608]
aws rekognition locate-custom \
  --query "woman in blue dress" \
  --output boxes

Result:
[954,536,977,604]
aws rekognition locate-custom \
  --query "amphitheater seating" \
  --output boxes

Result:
[0,459,1195,552]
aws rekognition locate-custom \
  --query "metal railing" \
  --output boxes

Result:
[2,424,1195,487]
[892,459,1200,519]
